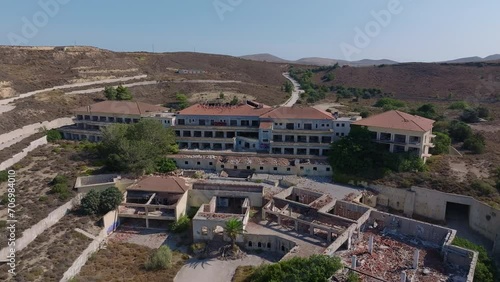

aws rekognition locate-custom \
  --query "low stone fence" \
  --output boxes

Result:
[0,136,48,171]
[0,194,83,261]
[60,210,120,282]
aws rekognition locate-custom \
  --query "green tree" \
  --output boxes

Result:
[116,85,133,100]
[50,174,70,200]
[176,93,189,110]
[463,133,486,154]
[448,101,469,110]
[430,132,451,155]
[170,215,190,233]
[448,120,472,142]
[225,218,244,251]
[230,96,239,105]
[219,91,225,99]
[157,158,177,173]
[460,108,479,123]
[145,246,173,270]
[98,187,123,214]
[104,86,117,100]
[413,103,437,119]
[476,106,490,119]
[46,129,62,142]
[251,255,342,282]
[374,98,405,110]
[283,81,293,94]
[99,119,178,175]
[80,189,101,215]
[452,237,497,282]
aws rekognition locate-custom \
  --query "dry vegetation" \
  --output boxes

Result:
[0,142,97,245]
[0,211,99,282]
[73,242,188,282]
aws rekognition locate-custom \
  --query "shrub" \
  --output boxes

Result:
[449,101,469,110]
[463,133,486,154]
[374,98,405,110]
[347,272,361,282]
[430,132,451,155]
[170,215,190,233]
[0,170,8,182]
[471,180,496,196]
[460,108,479,123]
[157,158,177,173]
[144,246,172,270]
[360,111,370,118]
[476,106,490,119]
[99,187,123,214]
[448,120,472,142]
[51,174,68,186]
[38,196,48,202]
[250,255,342,282]
[46,129,62,142]
[50,174,71,200]
[452,237,497,282]
[80,190,101,215]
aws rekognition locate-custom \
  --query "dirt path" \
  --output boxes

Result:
[281,72,303,107]
[0,75,148,105]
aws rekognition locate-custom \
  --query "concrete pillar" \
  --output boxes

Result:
[310,226,314,236]
[277,215,281,226]
[413,249,419,269]
[351,255,357,269]
[327,232,332,242]
[262,209,266,221]
[294,220,298,231]
[368,235,374,254]
[400,271,406,282]
[146,218,149,228]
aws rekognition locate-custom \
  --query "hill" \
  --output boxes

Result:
[241,53,399,66]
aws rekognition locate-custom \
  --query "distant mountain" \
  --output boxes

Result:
[443,54,500,63]
[241,53,500,66]
[239,53,290,63]
[241,54,398,67]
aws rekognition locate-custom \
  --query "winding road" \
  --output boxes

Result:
[281,72,303,107]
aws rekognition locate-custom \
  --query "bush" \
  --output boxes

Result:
[46,129,62,142]
[157,158,177,173]
[250,255,342,282]
[99,187,123,214]
[0,170,8,183]
[460,108,479,123]
[449,101,469,110]
[374,98,405,110]
[360,111,370,118]
[50,174,71,200]
[170,215,190,233]
[463,133,486,154]
[347,272,361,282]
[145,246,172,270]
[452,237,497,282]
[430,132,451,155]
[80,190,101,215]
[471,180,496,196]
[476,106,490,119]
[448,120,472,142]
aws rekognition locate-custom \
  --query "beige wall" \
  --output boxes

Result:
[175,191,189,220]
[188,189,263,208]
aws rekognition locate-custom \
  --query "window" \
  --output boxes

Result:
[341,133,345,136]
[234,166,238,169]
[267,243,271,248]
[326,167,331,171]
[297,123,300,128]
[258,242,262,248]
[336,123,340,127]
[313,167,317,171]
[287,168,291,171]
[260,167,263,170]
[273,167,278,171]
[341,123,345,127]
[197,162,201,165]
[221,165,225,168]
[336,132,340,136]
[209,162,213,166]
[248,241,253,247]
[300,166,304,170]
[247,166,250,170]
[321,124,325,127]
[184,161,189,165]
[279,123,282,126]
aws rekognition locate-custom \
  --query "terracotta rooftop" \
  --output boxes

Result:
[260,106,334,120]
[74,101,167,116]
[259,121,273,129]
[352,110,434,132]
[177,103,272,117]
[127,176,188,194]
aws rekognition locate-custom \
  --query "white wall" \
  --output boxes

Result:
[0,136,48,171]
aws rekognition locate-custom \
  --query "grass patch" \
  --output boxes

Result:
[233,265,256,282]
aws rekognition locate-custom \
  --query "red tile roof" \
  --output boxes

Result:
[260,107,334,120]
[352,110,434,132]
[127,176,188,194]
[74,101,167,116]
[259,121,273,129]
[178,104,272,117]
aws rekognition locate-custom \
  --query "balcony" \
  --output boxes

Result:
[174,125,259,132]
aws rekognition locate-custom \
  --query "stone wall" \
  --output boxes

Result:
[0,136,48,171]
[0,194,83,261]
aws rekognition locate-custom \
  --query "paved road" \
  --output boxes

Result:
[281,72,303,107]
[0,74,148,105]
[174,255,268,282]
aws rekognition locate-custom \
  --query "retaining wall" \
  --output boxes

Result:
[0,117,73,150]
[0,194,83,261]
[60,209,119,282]
[0,136,48,171]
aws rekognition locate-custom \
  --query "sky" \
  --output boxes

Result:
[0,0,499,62]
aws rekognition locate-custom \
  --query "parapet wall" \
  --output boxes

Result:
[0,136,48,171]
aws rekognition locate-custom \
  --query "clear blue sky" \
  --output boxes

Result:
[1,0,499,62]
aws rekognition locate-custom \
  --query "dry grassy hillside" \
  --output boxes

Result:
[312,62,500,102]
